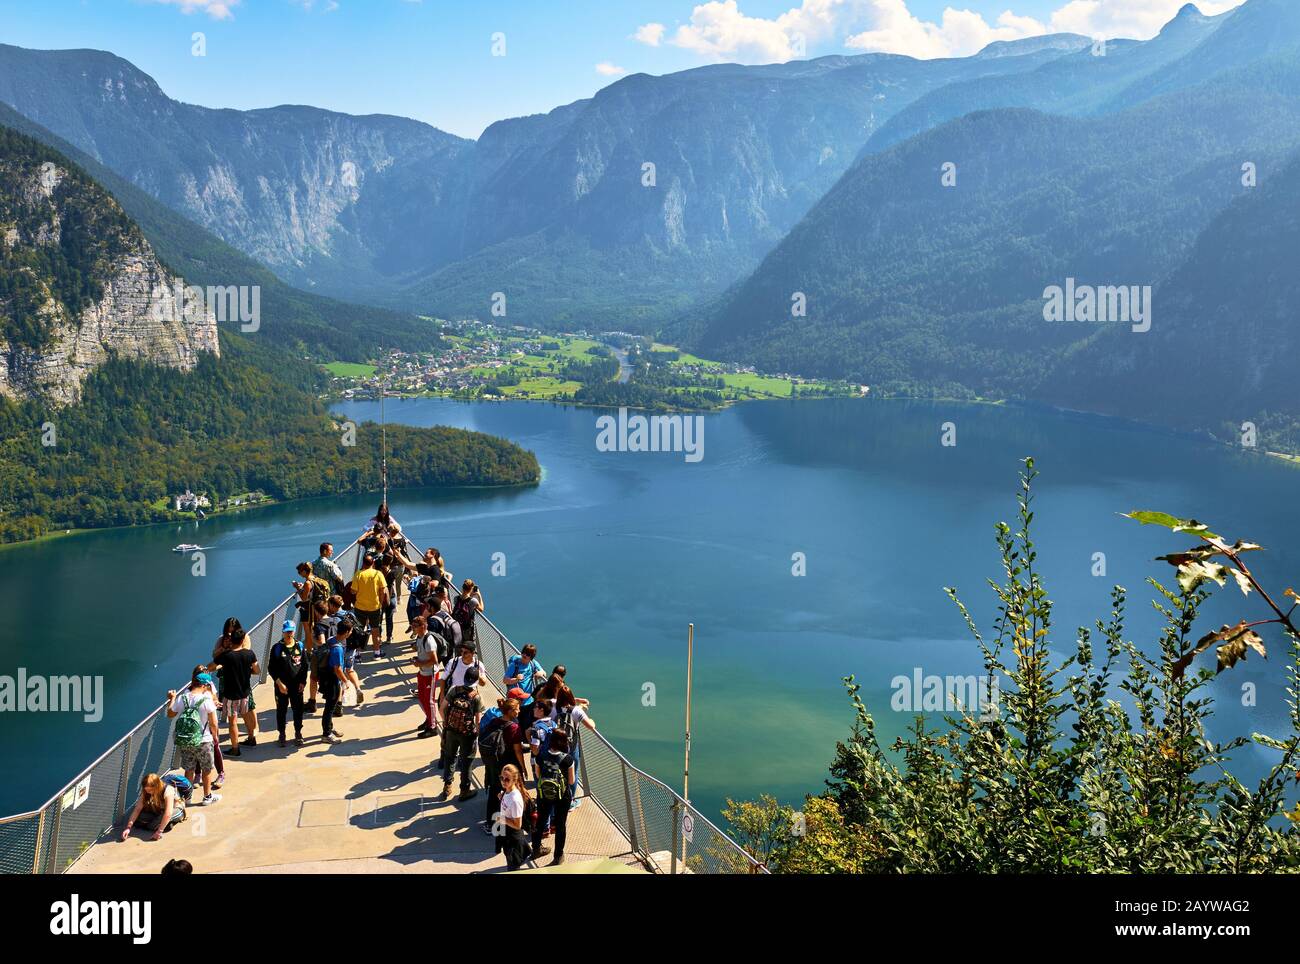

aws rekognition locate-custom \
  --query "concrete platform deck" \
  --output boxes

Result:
[71,607,640,875]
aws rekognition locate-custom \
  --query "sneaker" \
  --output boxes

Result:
[245,736,258,747]
[531,845,552,860]
[212,775,225,789]
[356,690,366,705]
[304,700,317,714]
[418,728,435,739]
[551,854,565,867]
[278,735,287,748]
[294,735,305,747]
[331,729,344,738]
[570,797,582,810]
[227,748,241,758]
[439,782,452,800]
[417,722,433,733]
[323,733,343,744]
[458,788,478,802]
[201,793,222,806]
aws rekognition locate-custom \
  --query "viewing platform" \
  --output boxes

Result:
[70,605,635,875]
[2,534,760,875]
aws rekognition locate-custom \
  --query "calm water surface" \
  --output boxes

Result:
[2,397,1297,820]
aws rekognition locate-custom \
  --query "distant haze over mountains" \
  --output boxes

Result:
[2,0,1299,449]
[0,34,1090,325]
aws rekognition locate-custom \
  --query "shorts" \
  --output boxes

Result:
[343,646,357,671]
[222,696,250,719]
[178,742,215,774]
[354,609,382,633]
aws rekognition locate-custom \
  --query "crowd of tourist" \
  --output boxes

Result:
[121,502,599,871]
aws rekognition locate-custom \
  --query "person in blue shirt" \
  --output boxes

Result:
[320,620,351,744]
[504,644,546,719]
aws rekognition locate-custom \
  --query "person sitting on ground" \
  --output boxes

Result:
[121,773,186,841]
[269,620,308,747]
[209,627,260,755]
[166,669,222,806]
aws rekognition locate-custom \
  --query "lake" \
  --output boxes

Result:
[2,397,1297,822]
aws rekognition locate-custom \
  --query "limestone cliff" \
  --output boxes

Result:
[0,126,218,405]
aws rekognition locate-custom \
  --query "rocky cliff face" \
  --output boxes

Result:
[0,131,218,405]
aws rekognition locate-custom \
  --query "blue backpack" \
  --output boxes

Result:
[161,771,194,803]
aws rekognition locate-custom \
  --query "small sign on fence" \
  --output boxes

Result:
[683,812,694,843]
[73,776,91,810]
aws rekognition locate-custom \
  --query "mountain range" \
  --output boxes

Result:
[1,0,1298,453]
[0,33,1093,326]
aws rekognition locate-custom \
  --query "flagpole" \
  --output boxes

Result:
[684,622,694,801]
[380,342,388,507]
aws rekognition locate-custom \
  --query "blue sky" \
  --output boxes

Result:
[0,1,1241,138]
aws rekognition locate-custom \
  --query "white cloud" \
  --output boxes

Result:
[649,0,859,63]
[151,0,241,18]
[845,3,1046,58]
[1048,0,1244,39]
[635,0,1247,64]
[632,22,666,46]
[596,62,628,76]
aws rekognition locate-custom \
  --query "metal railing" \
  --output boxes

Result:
[0,533,763,874]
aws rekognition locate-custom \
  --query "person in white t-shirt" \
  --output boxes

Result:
[439,642,486,716]
[496,763,532,871]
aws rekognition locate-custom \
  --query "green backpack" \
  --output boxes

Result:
[537,754,566,802]
[174,694,205,749]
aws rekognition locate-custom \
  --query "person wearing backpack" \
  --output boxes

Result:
[525,699,556,784]
[451,579,483,654]
[317,620,352,744]
[269,620,309,747]
[479,697,524,832]
[531,729,576,866]
[439,643,485,718]
[121,773,186,841]
[408,615,443,738]
[439,668,482,802]
[553,696,597,809]
[166,671,222,806]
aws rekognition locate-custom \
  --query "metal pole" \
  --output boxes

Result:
[380,343,388,507]
[621,766,640,859]
[684,622,694,802]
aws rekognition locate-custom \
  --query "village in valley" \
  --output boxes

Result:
[324,320,864,410]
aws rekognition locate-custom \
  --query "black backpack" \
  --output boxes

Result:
[429,611,462,661]
[314,641,337,678]
[556,705,580,748]
[478,715,507,759]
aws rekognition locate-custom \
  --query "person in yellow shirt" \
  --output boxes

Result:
[350,553,390,657]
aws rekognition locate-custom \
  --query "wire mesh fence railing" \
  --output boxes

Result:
[0,533,763,874]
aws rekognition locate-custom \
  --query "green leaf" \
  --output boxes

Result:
[1122,511,1220,540]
